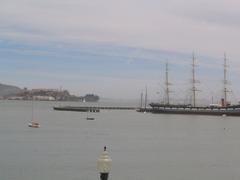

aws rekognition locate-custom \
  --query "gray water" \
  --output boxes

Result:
[1,100,240,180]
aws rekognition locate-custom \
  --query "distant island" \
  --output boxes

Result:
[0,83,99,102]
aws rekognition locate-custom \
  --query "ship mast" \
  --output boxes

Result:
[140,91,143,108]
[144,86,147,110]
[165,61,171,105]
[223,53,228,106]
[191,53,198,107]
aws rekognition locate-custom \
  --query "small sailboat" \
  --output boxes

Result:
[28,97,40,128]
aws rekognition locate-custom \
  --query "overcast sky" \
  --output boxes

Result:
[1,0,240,104]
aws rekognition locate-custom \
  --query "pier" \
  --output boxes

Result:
[136,108,152,112]
[53,106,138,112]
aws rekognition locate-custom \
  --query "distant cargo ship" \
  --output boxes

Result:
[80,94,99,102]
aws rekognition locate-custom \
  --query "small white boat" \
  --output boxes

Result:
[86,110,95,120]
[28,121,40,128]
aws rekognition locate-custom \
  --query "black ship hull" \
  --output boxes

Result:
[149,103,240,116]
[151,108,240,116]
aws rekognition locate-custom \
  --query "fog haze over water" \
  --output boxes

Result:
[1,101,240,180]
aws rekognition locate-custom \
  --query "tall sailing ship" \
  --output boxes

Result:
[149,53,240,116]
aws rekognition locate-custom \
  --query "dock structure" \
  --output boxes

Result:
[136,108,152,113]
[53,106,138,112]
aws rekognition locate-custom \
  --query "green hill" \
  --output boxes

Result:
[0,83,22,96]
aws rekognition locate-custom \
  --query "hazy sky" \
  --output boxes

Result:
[1,0,240,103]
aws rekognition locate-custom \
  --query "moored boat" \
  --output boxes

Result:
[28,97,40,128]
[148,53,240,116]
[28,121,40,128]
[149,103,240,116]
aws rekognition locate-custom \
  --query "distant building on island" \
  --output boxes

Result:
[19,89,99,102]
[0,84,100,102]
[33,95,55,101]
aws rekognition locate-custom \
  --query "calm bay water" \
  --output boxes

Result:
[1,100,240,180]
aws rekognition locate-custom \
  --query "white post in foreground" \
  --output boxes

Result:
[97,146,112,180]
